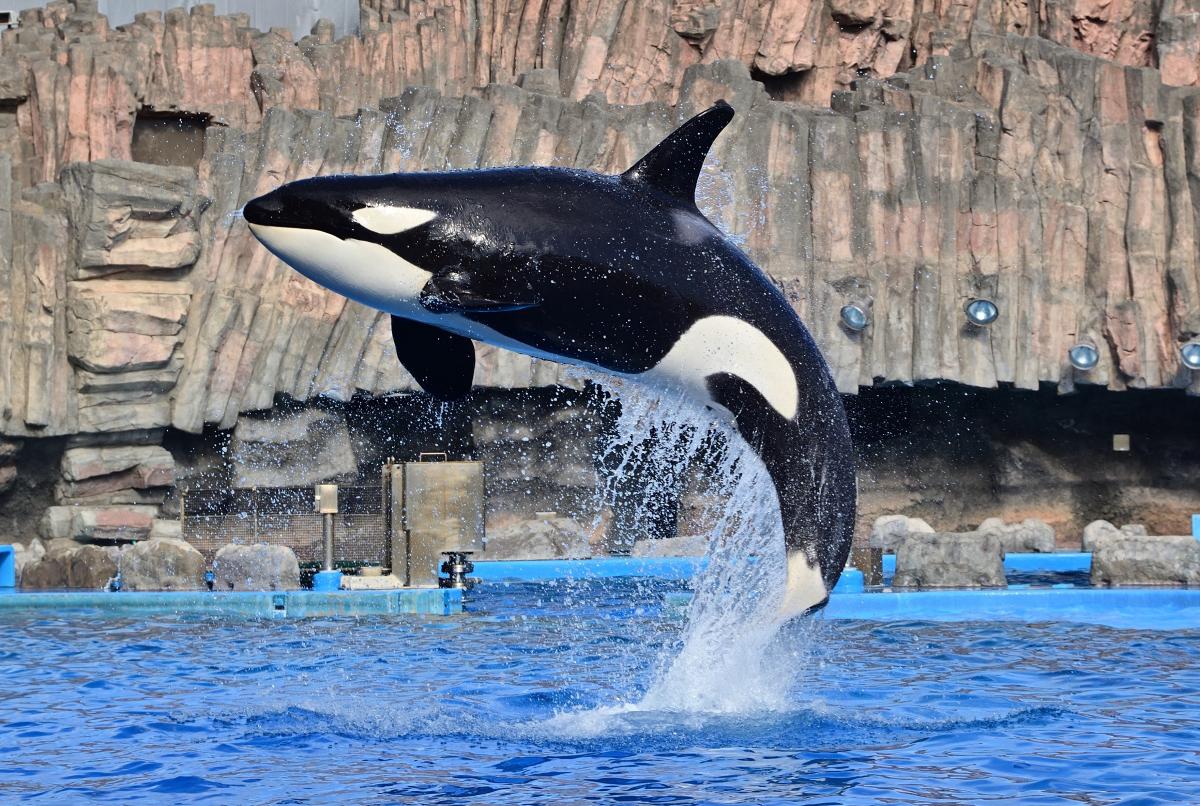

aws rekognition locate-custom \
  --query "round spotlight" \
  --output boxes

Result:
[1182,342,1200,370]
[964,298,999,327]
[1068,343,1099,371]
[839,303,869,332]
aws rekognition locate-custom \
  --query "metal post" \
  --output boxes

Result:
[313,483,341,592]
[381,459,393,576]
[322,513,334,572]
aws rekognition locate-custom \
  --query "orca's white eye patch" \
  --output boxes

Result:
[351,206,437,235]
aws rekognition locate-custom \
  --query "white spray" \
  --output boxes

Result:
[579,376,820,716]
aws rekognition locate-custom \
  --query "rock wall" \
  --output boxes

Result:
[2,1,1200,547]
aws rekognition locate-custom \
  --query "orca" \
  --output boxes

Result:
[244,101,857,617]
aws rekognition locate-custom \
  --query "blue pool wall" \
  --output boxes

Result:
[0,545,13,589]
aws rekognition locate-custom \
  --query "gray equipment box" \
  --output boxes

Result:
[386,454,484,587]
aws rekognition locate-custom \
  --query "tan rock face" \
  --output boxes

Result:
[58,445,174,503]
[61,161,205,278]
[2,1,1199,189]
[1,2,1200,554]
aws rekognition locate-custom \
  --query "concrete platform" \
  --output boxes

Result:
[0,588,461,618]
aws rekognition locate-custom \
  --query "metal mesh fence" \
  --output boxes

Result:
[181,485,388,566]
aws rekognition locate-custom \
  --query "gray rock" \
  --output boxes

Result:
[631,534,708,557]
[483,517,591,560]
[67,544,120,589]
[230,408,357,488]
[119,537,206,591]
[1090,535,1200,587]
[893,532,1006,589]
[868,515,935,551]
[20,539,81,589]
[1082,520,1147,551]
[12,539,45,584]
[976,517,1056,553]
[212,543,300,591]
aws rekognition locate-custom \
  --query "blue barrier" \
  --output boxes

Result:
[1193,514,1199,539]
[0,588,461,617]
[823,587,1200,631]
[472,557,866,593]
[662,587,1200,630]
[0,545,13,589]
[473,557,703,582]
[881,551,1092,579]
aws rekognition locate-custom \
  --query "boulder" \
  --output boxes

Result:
[976,517,1056,553]
[1090,535,1200,587]
[67,544,120,589]
[20,539,80,589]
[12,539,46,584]
[868,515,935,551]
[119,537,206,591]
[893,532,1006,589]
[212,543,300,591]
[631,534,708,557]
[483,517,591,560]
[1082,520,1150,551]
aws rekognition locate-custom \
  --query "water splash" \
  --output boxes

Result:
[570,377,817,717]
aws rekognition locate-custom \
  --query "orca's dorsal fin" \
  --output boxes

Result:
[621,100,734,209]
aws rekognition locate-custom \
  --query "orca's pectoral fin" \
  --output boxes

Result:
[390,315,475,400]
[419,267,540,314]
[621,100,734,208]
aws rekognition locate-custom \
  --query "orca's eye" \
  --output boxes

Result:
[351,206,437,235]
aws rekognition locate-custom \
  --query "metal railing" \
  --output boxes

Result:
[180,485,387,566]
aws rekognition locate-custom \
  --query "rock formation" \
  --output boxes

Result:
[1090,532,1200,585]
[212,542,301,590]
[892,530,1007,588]
[1,1,1200,561]
[118,535,206,590]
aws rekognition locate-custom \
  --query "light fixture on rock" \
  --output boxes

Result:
[839,303,870,333]
[1182,341,1200,371]
[1068,342,1100,371]
[964,298,999,327]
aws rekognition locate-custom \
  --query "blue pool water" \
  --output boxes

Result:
[4,578,1199,803]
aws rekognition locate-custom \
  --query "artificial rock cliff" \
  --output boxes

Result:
[2,0,1200,549]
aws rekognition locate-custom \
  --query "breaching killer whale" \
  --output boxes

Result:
[243,101,857,617]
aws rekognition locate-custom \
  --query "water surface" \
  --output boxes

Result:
[4,578,1198,803]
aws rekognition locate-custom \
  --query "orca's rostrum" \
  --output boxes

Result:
[244,101,857,617]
